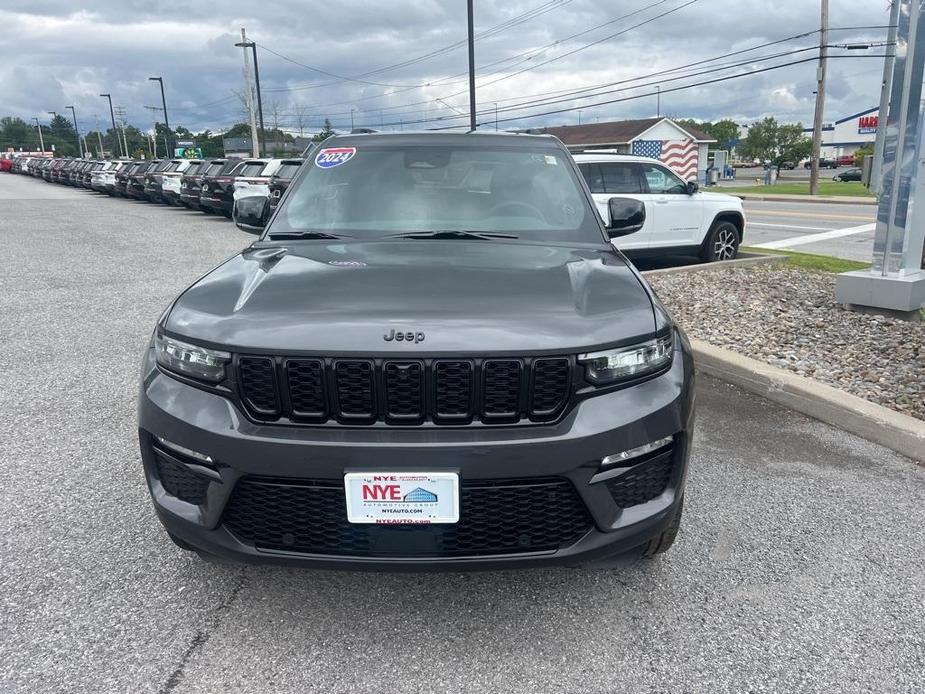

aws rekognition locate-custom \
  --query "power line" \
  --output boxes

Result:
[256,0,575,92]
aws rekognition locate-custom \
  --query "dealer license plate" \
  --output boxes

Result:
[344,472,459,524]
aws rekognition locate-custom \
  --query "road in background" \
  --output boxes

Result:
[743,199,877,261]
[1,173,923,693]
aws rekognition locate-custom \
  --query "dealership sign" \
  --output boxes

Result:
[858,115,879,134]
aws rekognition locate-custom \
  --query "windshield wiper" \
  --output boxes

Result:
[266,231,353,240]
[382,230,519,241]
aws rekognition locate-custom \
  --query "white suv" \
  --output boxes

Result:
[573,152,745,261]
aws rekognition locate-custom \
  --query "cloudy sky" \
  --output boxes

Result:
[0,0,893,137]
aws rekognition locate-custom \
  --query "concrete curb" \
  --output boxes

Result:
[730,192,877,205]
[690,338,925,463]
[641,253,784,277]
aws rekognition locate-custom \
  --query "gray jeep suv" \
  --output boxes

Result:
[138,131,694,569]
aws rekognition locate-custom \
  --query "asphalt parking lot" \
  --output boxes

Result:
[1,174,923,693]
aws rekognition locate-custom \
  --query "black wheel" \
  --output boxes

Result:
[166,531,195,552]
[642,499,683,558]
[700,220,740,262]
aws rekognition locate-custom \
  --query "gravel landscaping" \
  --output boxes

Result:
[647,264,925,422]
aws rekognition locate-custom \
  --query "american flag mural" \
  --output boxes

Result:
[632,139,699,181]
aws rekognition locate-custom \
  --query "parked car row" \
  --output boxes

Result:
[6,154,304,219]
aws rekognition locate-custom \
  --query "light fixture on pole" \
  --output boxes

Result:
[232,41,265,155]
[100,93,122,158]
[66,105,82,157]
[148,76,171,155]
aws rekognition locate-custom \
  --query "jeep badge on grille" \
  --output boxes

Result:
[383,329,425,343]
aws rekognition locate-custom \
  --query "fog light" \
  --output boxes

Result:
[154,436,213,464]
[601,436,673,467]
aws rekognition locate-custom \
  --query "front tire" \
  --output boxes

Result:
[700,220,740,262]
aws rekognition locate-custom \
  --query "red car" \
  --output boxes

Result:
[0,156,13,173]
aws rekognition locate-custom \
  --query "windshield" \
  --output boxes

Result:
[271,143,600,242]
[204,162,225,176]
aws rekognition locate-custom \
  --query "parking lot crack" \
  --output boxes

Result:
[158,569,248,694]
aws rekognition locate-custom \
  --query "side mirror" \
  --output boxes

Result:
[686,180,699,195]
[234,195,270,234]
[606,197,646,238]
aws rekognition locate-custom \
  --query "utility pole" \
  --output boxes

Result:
[237,28,260,157]
[100,93,123,158]
[66,105,82,157]
[149,76,170,155]
[95,115,104,157]
[33,117,45,152]
[494,103,499,130]
[809,0,829,196]
[235,32,265,156]
[871,0,901,195]
[467,0,477,131]
[114,106,129,159]
[656,86,661,118]
[144,105,162,158]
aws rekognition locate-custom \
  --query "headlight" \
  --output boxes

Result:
[579,333,673,385]
[154,331,230,382]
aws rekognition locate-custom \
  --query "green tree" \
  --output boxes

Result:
[737,117,812,172]
[676,119,740,151]
[853,144,874,167]
[312,118,335,142]
[0,116,34,150]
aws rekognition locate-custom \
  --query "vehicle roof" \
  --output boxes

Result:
[571,152,667,163]
[318,131,561,150]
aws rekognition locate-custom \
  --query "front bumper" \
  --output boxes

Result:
[138,334,695,570]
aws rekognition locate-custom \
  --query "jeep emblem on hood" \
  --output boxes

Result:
[383,329,425,343]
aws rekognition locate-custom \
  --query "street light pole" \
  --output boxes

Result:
[100,93,122,158]
[809,0,829,196]
[467,0,477,131]
[149,77,171,155]
[33,117,45,152]
[66,105,82,157]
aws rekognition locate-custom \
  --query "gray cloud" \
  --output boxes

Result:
[0,1,891,137]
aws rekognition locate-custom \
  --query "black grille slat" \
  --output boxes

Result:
[334,360,375,420]
[237,356,572,426]
[384,361,424,421]
[223,477,592,557]
[286,359,326,420]
[434,361,473,422]
[605,451,674,508]
[530,358,571,418]
[239,357,280,416]
[154,451,211,505]
[482,360,522,420]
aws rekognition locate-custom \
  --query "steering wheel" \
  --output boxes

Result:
[487,201,545,220]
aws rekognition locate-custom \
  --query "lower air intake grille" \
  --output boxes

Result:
[605,450,674,508]
[154,451,211,505]
[223,477,592,557]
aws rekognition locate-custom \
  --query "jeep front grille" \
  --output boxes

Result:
[236,355,572,426]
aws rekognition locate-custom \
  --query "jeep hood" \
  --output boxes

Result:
[165,241,657,354]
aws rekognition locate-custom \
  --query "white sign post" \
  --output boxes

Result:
[836,0,925,317]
